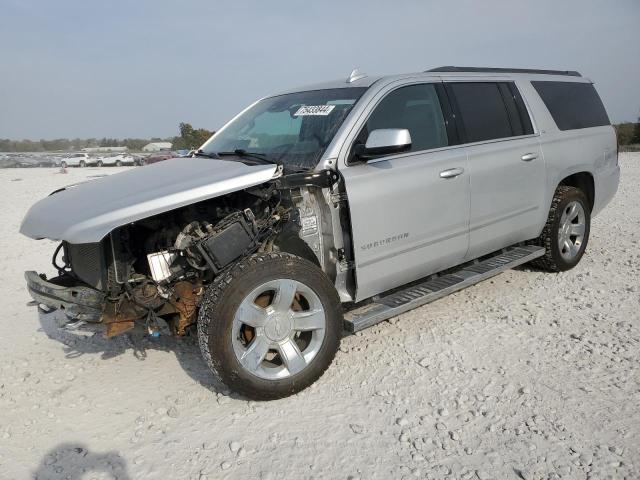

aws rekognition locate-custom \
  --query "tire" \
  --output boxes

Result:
[116,160,122,167]
[531,185,591,272]
[97,160,103,167]
[79,160,86,168]
[198,252,342,400]
[60,161,67,168]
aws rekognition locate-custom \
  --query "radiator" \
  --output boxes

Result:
[65,241,107,290]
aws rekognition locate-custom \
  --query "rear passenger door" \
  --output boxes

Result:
[446,81,545,260]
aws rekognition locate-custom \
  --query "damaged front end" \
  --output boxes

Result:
[21,148,354,339]
[32,193,288,337]
[20,158,292,337]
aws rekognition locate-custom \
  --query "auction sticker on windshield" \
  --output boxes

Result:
[294,105,335,116]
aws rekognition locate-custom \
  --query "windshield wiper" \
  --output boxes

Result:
[193,150,220,159]
[216,149,279,165]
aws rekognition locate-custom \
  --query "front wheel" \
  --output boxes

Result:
[115,160,122,167]
[97,160,103,167]
[531,185,591,272]
[60,161,67,168]
[79,160,86,168]
[198,253,342,400]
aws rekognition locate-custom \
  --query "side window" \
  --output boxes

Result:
[357,84,449,154]
[508,83,534,135]
[448,82,514,143]
[531,81,610,130]
[497,83,534,136]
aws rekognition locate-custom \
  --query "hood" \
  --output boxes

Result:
[20,158,278,243]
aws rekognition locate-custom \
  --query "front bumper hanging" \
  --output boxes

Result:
[24,271,105,322]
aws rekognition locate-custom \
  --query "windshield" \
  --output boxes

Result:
[200,87,367,170]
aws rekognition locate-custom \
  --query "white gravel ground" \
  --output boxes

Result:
[0,156,638,480]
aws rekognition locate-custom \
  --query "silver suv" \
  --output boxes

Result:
[21,67,620,399]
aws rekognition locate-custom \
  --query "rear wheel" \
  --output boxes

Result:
[116,160,122,167]
[198,253,342,400]
[531,185,590,272]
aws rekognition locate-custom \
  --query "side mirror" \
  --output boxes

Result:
[354,128,412,160]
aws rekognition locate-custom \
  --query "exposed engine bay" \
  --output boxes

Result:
[44,170,352,338]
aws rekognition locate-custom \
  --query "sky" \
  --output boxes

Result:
[1,0,639,140]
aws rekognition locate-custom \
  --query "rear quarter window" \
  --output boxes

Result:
[531,81,610,130]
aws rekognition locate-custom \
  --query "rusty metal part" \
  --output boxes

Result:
[101,280,204,338]
[105,321,135,337]
[167,280,204,335]
[102,297,147,338]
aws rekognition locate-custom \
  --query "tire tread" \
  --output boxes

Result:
[197,252,341,400]
[531,185,589,272]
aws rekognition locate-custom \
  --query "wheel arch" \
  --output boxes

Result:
[272,230,321,268]
[558,171,595,212]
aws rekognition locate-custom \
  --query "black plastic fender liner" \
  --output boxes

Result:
[272,229,321,267]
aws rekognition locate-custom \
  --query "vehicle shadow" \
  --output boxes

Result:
[36,308,231,396]
[33,442,130,480]
[512,263,544,273]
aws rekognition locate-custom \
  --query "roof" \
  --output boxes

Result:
[272,66,588,97]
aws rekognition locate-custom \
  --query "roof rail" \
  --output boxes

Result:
[426,66,582,77]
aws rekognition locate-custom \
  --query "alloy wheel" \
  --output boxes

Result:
[557,200,586,261]
[231,279,326,380]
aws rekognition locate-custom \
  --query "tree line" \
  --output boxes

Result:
[171,123,214,150]
[1,120,638,153]
[614,120,640,145]
[0,122,214,153]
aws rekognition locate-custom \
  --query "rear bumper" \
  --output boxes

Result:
[25,271,105,322]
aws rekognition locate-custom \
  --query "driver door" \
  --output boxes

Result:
[340,83,470,301]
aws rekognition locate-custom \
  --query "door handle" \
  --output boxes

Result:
[521,153,538,162]
[439,167,464,179]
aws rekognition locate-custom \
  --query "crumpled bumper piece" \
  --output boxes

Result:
[24,271,105,322]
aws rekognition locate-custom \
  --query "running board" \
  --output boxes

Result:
[343,245,544,333]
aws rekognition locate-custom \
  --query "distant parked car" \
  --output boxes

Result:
[60,153,94,168]
[9,156,40,168]
[36,157,59,168]
[95,154,136,167]
[139,151,176,165]
[15,160,37,168]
